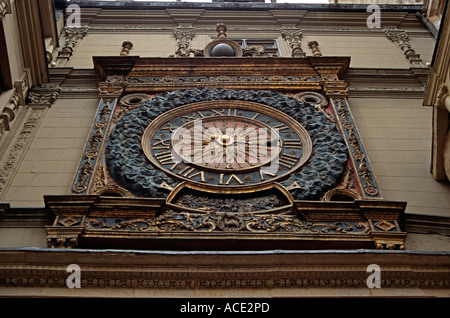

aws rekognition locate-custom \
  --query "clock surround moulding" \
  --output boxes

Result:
[45,55,406,250]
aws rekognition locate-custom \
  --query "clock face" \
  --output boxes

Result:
[171,115,282,172]
[142,100,312,190]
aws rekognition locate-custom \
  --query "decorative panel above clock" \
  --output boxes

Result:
[46,53,406,250]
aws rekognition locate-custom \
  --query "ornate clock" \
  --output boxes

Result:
[50,58,406,251]
[141,100,312,190]
[105,88,348,201]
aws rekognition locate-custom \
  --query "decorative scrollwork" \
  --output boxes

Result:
[332,98,380,197]
[84,212,370,235]
[71,99,113,194]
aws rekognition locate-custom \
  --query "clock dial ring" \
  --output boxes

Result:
[141,100,312,189]
[106,87,348,200]
[170,115,282,173]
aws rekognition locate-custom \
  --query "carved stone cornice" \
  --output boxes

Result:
[0,248,449,297]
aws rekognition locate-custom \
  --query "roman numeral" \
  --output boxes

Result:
[178,166,206,182]
[181,113,198,122]
[211,109,225,116]
[227,109,237,116]
[160,123,177,132]
[272,123,290,131]
[152,138,170,150]
[259,168,277,181]
[155,151,175,164]
[279,153,299,169]
[284,139,302,149]
[219,173,244,185]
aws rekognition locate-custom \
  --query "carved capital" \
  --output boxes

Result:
[26,89,59,106]
[0,0,10,18]
[385,30,409,43]
[280,28,305,57]
[64,26,89,41]
[173,26,196,48]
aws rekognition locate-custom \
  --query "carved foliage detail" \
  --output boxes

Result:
[84,211,370,235]
[71,99,114,194]
[0,108,46,197]
[332,98,380,197]
[385,30,423,66]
